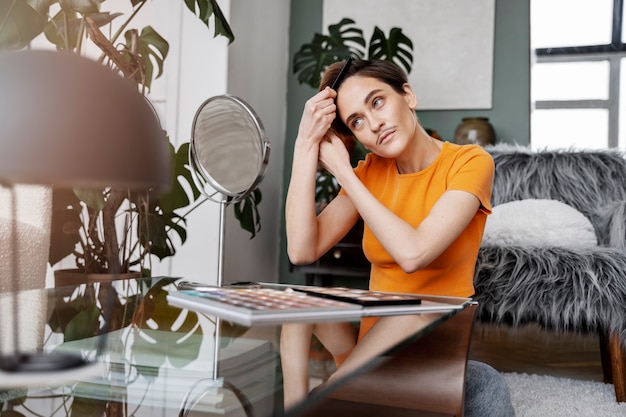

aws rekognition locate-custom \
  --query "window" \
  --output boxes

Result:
[531,0,625,150]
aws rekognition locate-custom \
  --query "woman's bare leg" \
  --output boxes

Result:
[328,314,435,383]
[280,323,314,410]
[280,321,357,410]
[314,321,358,356]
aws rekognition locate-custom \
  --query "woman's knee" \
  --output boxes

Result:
[313,321,358,356]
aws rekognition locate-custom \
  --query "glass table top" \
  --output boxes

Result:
[0,277,471,417]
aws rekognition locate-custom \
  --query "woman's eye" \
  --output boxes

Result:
[351,118,363,129]
[373,97,383,108]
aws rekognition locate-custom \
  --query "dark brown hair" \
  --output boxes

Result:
[320,59,410,144]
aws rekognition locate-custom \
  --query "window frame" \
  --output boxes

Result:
[533,0,625,148]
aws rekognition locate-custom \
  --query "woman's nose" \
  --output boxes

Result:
[369,115,384,132]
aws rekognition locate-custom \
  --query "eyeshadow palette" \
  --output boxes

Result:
[293,287,422,306]
[168,287,362,326]
[184,288,356,311]
[167,284,469,326]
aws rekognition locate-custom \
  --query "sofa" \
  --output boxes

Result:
[473,145,626,402]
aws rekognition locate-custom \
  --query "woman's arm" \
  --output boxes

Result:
[286,87,359,264]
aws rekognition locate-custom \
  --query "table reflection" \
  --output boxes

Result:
[1,278,280,416]
[0,278,470,417]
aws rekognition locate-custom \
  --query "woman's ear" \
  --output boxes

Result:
[402,83,418,110]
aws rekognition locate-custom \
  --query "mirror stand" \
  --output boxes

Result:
[187,94,270,382]
[216,199,227,287]
[188,94,270,288]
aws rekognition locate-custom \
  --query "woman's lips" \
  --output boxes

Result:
[378,129,395,145]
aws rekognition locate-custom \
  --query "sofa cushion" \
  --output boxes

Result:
[481,199,598,249]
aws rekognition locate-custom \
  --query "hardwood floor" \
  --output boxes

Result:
[468,322,605,382]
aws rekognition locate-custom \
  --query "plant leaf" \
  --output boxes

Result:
[59,0,104,14]
[368,26,414,74]
[82,10,122,27]
[131,286,202,368]
[138,209,187,261]
[43,9,82,50]
[220,321,248,347]
[123,25,169,89]
[292,18,365,89]
[315,169,340,205]
[65,304,101,341]
[44,9,121,52]
[27,0,55,15]
[183,0,234,44]
[48,188,82,266]
[66,389,108,415]
[233,188,262,239]
[158,142,200,214]
[0,0,48,50]
[74,188,105,211]
[128,140,205,264]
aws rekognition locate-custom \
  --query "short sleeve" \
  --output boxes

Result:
[447,145,494,214]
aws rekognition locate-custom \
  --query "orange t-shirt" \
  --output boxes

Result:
[338,141,494,339]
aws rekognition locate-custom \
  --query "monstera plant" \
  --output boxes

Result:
[0,0,261,277]
[292,18,414,204]
[293,18,414,90]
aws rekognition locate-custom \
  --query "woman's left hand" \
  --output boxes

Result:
[319,132,352,182]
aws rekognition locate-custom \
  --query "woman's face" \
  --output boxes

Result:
[336,75,417,158]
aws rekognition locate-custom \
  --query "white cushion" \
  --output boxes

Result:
[482,199,598,249]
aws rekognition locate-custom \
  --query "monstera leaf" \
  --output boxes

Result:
[127,278,203,374]
[135,142,201,263]
[293,18,413,89]
[293,18,366,89]
[368,27,413,75]
[184,0,234,43]
[234,188,263,239]
[122,25,169,90]
[0,0,47,50]
[293,18,414,90]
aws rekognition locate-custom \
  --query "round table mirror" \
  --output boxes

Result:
[190,95,270,204]
[189,94,270,289]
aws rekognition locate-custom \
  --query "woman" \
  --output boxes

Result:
[282,59,511,414]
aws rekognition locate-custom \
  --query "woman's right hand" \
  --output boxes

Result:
[296,87,337,146]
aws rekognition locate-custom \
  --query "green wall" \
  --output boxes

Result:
[279,0,530,284]
[418,0,531,144]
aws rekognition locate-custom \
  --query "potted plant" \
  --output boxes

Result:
[292,18,414,204]
[0,0,260,279]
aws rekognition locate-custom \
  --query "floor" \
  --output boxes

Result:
[468,322,605,382]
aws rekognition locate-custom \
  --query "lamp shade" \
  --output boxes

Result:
[0,50,170,191]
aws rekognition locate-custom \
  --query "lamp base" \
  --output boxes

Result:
[0,351,87,373]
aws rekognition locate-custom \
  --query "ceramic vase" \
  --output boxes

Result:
[453,117,496,146]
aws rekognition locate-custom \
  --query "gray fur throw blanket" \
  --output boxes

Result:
[473,245,626,342]
[473,147,626,342]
